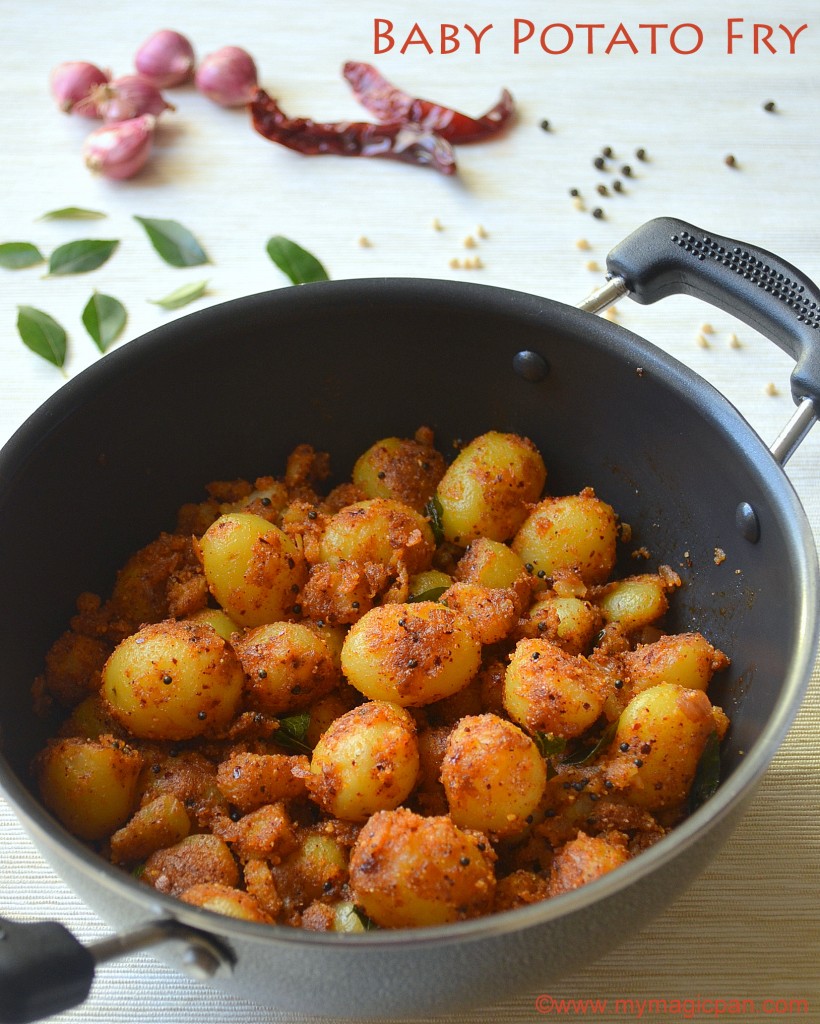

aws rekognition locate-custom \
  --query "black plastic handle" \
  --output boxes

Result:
[607,217,820,406]
[0,916,95,1024]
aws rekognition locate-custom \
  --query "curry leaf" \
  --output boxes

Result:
[0,242,45,269]
[48,239,119,275]
[534,732,567,759]
[149,279,209,310]
[17,305,67,367]
[423,495,445,546]
[408,586,448,604]
[563,718,620,767]
[135,216,208,267]
[38,207,107,221]
[266,235,329,284]
[82,292,127,352]
[275,712,312,754]
[689,730,721,812]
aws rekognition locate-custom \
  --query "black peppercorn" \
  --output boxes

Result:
[593,155,606,169]
[635,147,648,161]
[613,179,624,192]
[621,164,633,177]
[592,207,605,219]
[540,118,551,131]
[569,187,580,197]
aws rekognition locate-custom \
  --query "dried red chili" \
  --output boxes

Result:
[342,62,514,145]
[249,89,456,175]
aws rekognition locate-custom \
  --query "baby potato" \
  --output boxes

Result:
[143,834,239,896]
[179,883,272,923]
[594,574,669,631]
[273,833,349,908]
[623,633,730,695]
[234,621,339,716]
[512,490,618,585]
[408,569,453,600]
[319,498,435,575]
[549,832,629,896]
[504,639,607,739]
[341,602,481,706]
[198,512,307,628]
[308,701,419,821]
[183,607,240,642]
[441,714,547,836]
[38,735,143,841]
[440,582,520,645]
[349,808,496,928]
[102,620,244,741]
[109,793,191,865]
[614,683,717,810]
[436,431,547,545]
[454,537,527,589]
[352,436,446,511]
[518,594,603,655]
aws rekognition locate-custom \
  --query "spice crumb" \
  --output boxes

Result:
[357,235,372,248]
[724,154,738,168]
[765,382,779,396]
[476,224,488,239]
[449,257,462,269]
[700,323,714,335]
[631,546,650,560]
[585,259,600,272]
[432,217,444,232]
[473,255,484,269]
[714,548,727,565]
[463,235,477,249]
[728,332,742,349]
[763,100,777,112]
[604,308,619,321]
[696,333,711,349]
[575,238,591,251]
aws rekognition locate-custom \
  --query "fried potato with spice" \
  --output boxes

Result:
[37,735,143,841]
[512,489,618,585]
[308,701,419,821]
[179,883,272,923]
[439,581,522,645]
[436,431,547,545]
[319,498,435,575]
[441,714,547,836]
[612,683,720,810]
[197,512,307,627]
[234,621,339,716]
[621,632,730,696]
[549,831,630,896]
[504,638,608,739]
[341,601,482,706]
[216,752,308,813]
[515,593,604,655]
[352,435,446,511]
[349,808,496,928]
[454,536,528,589]
[142,834,239,896]
[101,619,244,741]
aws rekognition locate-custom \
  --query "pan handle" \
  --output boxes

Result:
[604,217,820,419]
[0,914,233,1023]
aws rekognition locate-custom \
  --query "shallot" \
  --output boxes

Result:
[50,61,109,116]
[83,114,156,180]
[93,75,174,122]
[195,45,257,107]
[134,29,195,88]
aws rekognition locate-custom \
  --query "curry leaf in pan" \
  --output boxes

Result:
[423,495,445,546]
[562,718,620,767]
[275,712,312,754]
[689,730,721,812]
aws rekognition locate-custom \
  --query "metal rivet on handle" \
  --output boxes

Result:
[181,944,223,980]
[512,351,549,381]
[735,501,760,543]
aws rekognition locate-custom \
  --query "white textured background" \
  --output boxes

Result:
[1,1,818,1021]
